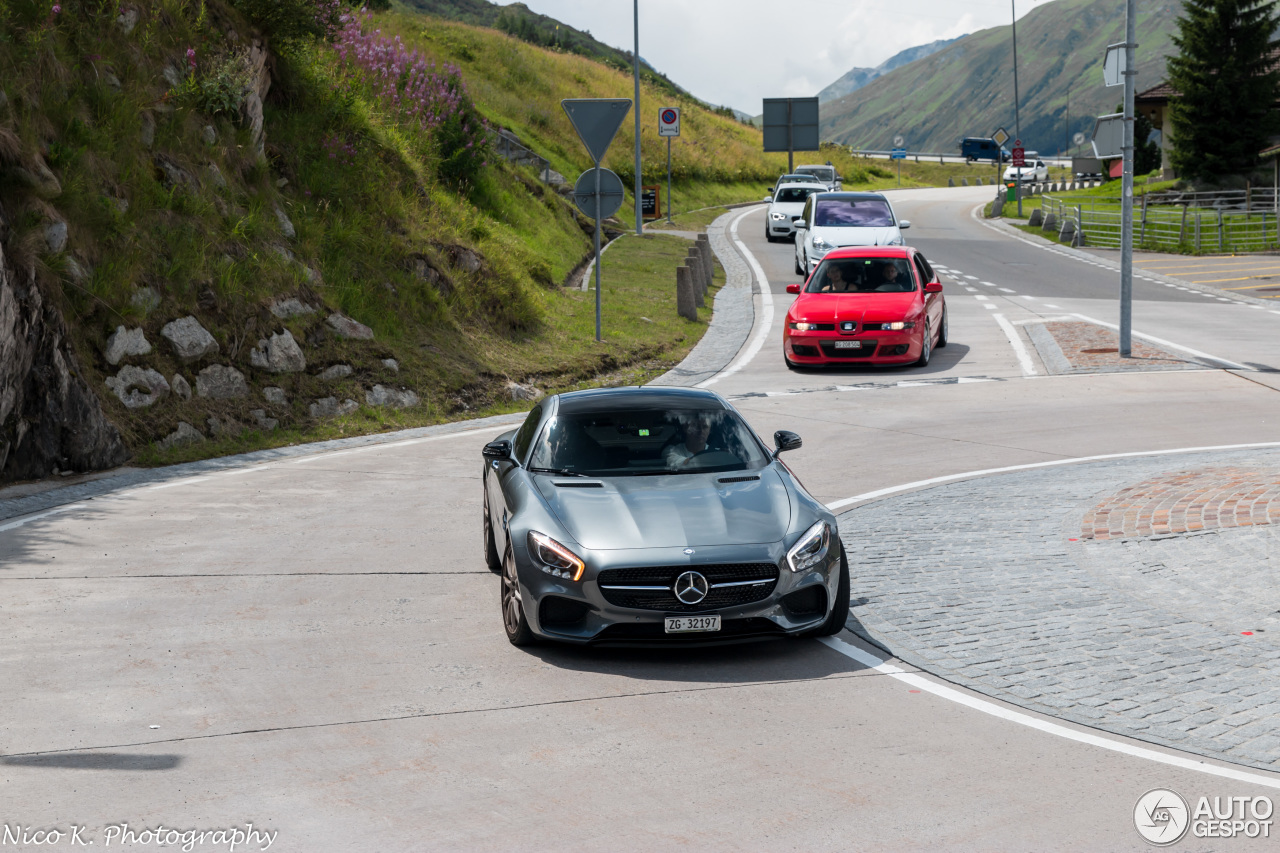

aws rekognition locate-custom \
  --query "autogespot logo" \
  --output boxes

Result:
[1134,789,1190,846]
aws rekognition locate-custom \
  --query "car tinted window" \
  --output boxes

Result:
[512,403,543,461]
[805,258,916,293]
[527,407,769,476]
[814,199,894,227]
[775,187,818,203]
[915,252,935,282]
[912,255,932,285]
[798,167,835,181]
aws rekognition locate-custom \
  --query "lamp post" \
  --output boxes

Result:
[633,0,642,236]
[1012,0,1022,217]
[1120,0,1136,356]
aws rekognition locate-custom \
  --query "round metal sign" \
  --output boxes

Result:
[1073,131,1086,146]
[661,108,678,125]
[573,168,625,221]
[893,135,905,147]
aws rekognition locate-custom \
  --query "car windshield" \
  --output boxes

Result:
[804,258,916,293]
[798,167,835,181]
[813,198,894,227]
[775,187,819,203]
[527,407,770,476]
[779,175,819,184]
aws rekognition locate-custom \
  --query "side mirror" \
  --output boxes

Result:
[924,282,943,293]
[482,439,512,460]
[763,196,773,203]
[785,283,800,294]
[898,220,912,229]
[794,220,807,230]
[773,430,803,456]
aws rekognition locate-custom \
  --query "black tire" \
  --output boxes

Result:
[936,306,949,348]
[794,251,805,276]
[500,541,536,646]
[483,489,502,573]
[765,226,775,243]
[785,355,798,370]
[812,545,850,637]
[914,321,932,367]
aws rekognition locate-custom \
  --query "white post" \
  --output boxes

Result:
[633,0,642,237]
[1119,0,1136,356]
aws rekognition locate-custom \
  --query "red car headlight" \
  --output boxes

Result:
[789,322,821,331]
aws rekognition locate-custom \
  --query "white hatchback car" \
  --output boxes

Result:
[764,182,826,242]
[1003,155,1049,183]
[793,192,910,276]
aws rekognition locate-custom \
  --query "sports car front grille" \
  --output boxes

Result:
[596,563,780,612]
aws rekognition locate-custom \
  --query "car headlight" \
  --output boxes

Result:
[786,521,830,573]
[811,237,831,251]
[882,321,914,331]
[770,212,789,221]
[789,321,820,331]
[527,531,585,581]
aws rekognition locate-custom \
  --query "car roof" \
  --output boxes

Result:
[813,192,890,202]
[821,246,913,260]
[773,182,824,192]
[777,173,820,181]
[554,386,727,414]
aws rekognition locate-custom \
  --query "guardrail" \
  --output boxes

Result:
[1038,191,1280,252]
[849,148,1072,168]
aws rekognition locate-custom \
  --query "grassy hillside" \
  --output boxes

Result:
[821,0,1180,156]
[0,0,730,467]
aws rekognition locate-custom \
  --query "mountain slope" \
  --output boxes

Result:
[820,0,1181,155]
[394,0,688,98]
[818,36,964,103]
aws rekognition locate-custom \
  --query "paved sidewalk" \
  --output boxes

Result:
[837,446,1280,773]
[1086,250,1280,300]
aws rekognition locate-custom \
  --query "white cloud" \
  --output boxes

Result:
[490,0,1058,111]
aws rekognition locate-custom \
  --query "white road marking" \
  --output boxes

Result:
[1020,294,1037,301]
[1070,312,1250,370]
[997,287,1015,293]
[992,313,1038,377]
[980,281,997,287]
[1043,303,1061,309]
[819,636,1280,790]
[974,295,989,301]
[983,303,997,310]
[288,423,513,464]
[825,440,1280,511]
[963,274,978,280]
[698,208,773,388]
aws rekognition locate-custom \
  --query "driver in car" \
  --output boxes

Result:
[876,261,907,291]
[664,416,713,468]
[819,264,855,292]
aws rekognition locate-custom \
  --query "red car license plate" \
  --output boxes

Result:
[833,340,862,349]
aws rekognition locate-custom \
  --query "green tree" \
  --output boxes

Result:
[1166,0,1280,180]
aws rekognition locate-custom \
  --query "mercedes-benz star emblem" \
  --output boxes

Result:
[673,571,709,605]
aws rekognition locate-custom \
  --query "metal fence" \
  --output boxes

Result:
[1038,189,1280,252]
[489,130,556,183]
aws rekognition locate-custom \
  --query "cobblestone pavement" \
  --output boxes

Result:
[1028,320,1213,375]
[837,447,1280,773]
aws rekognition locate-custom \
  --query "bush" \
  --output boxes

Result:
[229,0,340,49]
[173,47,256,116]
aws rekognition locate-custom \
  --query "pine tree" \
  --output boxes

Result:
[1167,0,1280,181]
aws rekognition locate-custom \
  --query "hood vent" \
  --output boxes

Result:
[554,480,603,488]
[717,475,761,484]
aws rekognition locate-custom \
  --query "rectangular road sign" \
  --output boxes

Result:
[1012,146,1025,167]
[641,185,661,219]
[762,97,820,152]
[1103,43,1127,87]
[890,148,907,160]
[1091,112,1125,159]
[658,107,681,138]
[561,98,633,164]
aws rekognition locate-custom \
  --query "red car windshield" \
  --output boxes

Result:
[813,199,894,227]
[805,258,916,294]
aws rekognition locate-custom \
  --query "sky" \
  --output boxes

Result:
[493,0,1059,113]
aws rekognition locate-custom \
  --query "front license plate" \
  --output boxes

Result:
[664,615,721,633]
[833,340,862,349]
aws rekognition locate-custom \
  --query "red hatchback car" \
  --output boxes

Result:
[783,246,947,369]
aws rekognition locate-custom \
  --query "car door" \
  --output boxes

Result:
[796,196,813,268]
[487,403,544,556]
[913,252,942,331]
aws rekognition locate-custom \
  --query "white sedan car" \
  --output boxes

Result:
[764,182,826,242]
[1003,157,1049,182]
[793,192,910,276]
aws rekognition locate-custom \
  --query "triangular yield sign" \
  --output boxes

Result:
[561,99,632,164]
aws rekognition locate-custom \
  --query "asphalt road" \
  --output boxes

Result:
[4,187,1280,851]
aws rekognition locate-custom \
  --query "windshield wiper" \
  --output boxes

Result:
[528,466,590,478]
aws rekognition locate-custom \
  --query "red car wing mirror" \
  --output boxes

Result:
[924,282,943,293]
[786,284,801,294]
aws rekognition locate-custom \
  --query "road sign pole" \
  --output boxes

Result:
[594,160,602,342]
[666,136,672,224]
[633,0,642,237]
[1119,0,1136,356]
[1011,0,1022,217]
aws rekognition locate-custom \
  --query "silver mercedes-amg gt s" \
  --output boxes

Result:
[481,386,848,646]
